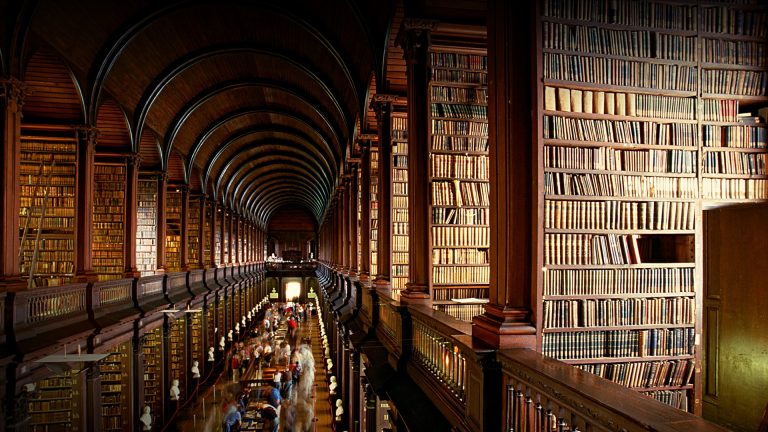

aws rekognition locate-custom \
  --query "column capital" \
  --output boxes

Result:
[0,77,26,106]
[396,18,438,64]
[75,125,100,147]
[127,152,142,168]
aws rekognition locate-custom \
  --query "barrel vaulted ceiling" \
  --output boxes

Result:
[2,0,396,227]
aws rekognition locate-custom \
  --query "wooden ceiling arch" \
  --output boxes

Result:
[21,0,397,226]
[233,161,328,212]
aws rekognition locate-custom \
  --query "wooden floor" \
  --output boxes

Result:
[170,312,335,431]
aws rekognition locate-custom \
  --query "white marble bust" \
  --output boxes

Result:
[329,375,337,395]
[334,399,344,421]
[191,361,200,379]
[139,406,152,431]
[208,347,215,361]
[169,379,180,401]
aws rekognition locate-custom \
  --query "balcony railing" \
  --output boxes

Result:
[17,283,88,324]
[93,278,133,306]
[412,318,467,402]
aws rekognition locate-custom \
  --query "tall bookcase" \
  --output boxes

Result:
[100,342,131,431]
[93,162,126,281]
[215,209,222,265]
[428,47,491,321]
[18,125,77,287]
[141,327,163,421]
[357,164,362,271]
[392,112,409,298]
[370,146,380,277]
[203,202,212,266]
[537,0,767,413]
[165,188,182,271]
[206,305,216,359]
[28,369,84,431]
[137,178,158,276]
[188,198,201,269]
[169,316,187,400]
[190,311,203,372]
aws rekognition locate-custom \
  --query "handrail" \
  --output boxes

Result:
[138,274,165,297]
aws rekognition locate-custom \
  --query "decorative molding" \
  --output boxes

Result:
[396,19,437,64]
[75,125,101,148]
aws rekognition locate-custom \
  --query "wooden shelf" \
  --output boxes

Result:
[543,79,697,98]
[543,323,694,333]
[542,109,698,125]
[543,138,698,151]
[543,48,697,67]
[544,292,696,300]
[543,263,696,270]
[545,167,697,178]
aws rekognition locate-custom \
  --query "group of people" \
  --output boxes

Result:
[219,300,317,432]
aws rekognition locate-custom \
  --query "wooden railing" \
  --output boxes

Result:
[499,349,728,432]
[412,317,468,403]
[378,301,397,340]
[93,278,133,306]
[16,284,88,324]
[138,275,164,297]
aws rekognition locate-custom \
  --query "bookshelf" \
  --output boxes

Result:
[392,113,409,299]
[428,47,491,318]
[28,369,84,431]
[93,163,126,281]
[18,126,77,287]
[206,304,216,358]
[169,316,187,400]
[203,201,212,266]
[100,342,131,432]
[142,327,163,420]
[137,178,158,276]
[188,198,201,269]
[190,310,203,370]
[165,188,182,271]
[357,163,362,272]
[370,146,379,277]
[215,209,222,265]
[538,0,768,413]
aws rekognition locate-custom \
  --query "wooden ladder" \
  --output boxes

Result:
[18,155,56,289]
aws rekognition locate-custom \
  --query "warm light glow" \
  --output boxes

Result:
[285,282,301,300]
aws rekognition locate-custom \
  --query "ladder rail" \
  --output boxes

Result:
[27,158,57,289]
[18,158,50,265]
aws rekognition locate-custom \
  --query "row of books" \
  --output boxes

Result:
[431,103,488,120]
[702,125,767,148]
[576,359,694,388]
[542,0,697,31]
[702,178,768,199]
[137,180,158,275]
[431,86,488,104]
[393,181,408,195]
[393,221,408,235]
[643,389,689,411]
[432,119,488,136]
[544,172,699,198]
[431,154,489,179]
[20,164,76,176]
[543,268,695,296]
[22,239,74,251]
[432,207,489,225]
[432,265,489,285]
[432,247,489,265]
[431,180,490,207]
[94,214,123,222]
[543,21,695,61]
[544,53,697,91]
[21,151,76,163]
[546,86,697,120]
[392,264,408,277]
[431,136,489,152]
[544,146,697,174]
[393,208,408,222]
[544,199,696,231]
[19,185,75,197]
[543,296,695,328]
[30,399,72,411]
[702,69,767,96]
[703,151,767,175]
[700,6,768,38]
[433,287,488,301]
[544,233,652,266]
[431,69,487,85]
[432,303,485,323]
[543,116,699,146]
[541,327,696,360]
[430,52,487,70]
[393,235,408,252]
[432,226,489,247]
[19,216,74,228]
[20,176,75,187]
[393,252,408,265]
[21,141,76,153]
[703,99,739,122]
[702,38,767,67]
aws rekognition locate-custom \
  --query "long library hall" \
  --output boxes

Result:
[1,0,767,431]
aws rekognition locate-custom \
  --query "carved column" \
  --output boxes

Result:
[75,126,99,282]
[472,0,537,349]
[227,210,234,265]
[124,154,141,277]
[359,139,372,281]
[371,96,395,288]
[397,20,436,304]
[348,349,361,432]
[180,185,189,271]
[85,363,103,432]
[156,173,168,271]
[0,78,24,282]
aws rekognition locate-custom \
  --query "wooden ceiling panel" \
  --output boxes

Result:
[167,150,186,184]
[22,50,84,122]
[385,0,407,95]
[138,129,161,169]
[95,98,130,152]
